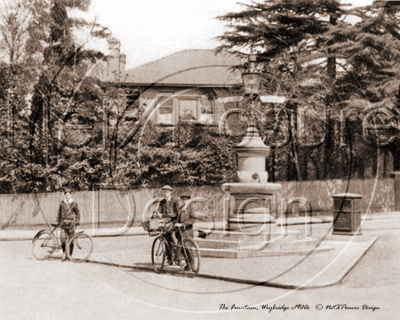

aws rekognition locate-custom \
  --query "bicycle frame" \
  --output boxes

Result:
[32,226,60,250]
[33,223,77,251]
[159,227,189,262]
[151,224,200,275]
[48,225,63,250]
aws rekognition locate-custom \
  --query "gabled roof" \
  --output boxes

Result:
[125,49,243,86]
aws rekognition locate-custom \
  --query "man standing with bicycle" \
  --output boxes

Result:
[179,194,194,239]
[156,185,182,266]
[57,188,80,262]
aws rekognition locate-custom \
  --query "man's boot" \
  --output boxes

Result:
[69,243,74,256]
[61,243,66,262]
[165,247,173,265]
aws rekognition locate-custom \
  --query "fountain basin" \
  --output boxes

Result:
[222,183,282,194]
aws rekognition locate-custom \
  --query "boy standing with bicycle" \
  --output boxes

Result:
[57,188,80,261]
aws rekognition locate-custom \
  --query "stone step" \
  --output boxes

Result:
[238,237,319,251]
[196,236,319,251]
[199,248,239,259]
[203,229,304,241]
[276,216,329,226]
[199,243,333,259]
[196,238,239,250]
[227,222,275,232]
[229,213,275,224]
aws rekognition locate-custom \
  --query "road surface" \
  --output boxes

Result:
[0,217,399,320]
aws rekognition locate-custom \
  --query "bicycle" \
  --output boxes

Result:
[32,223,93,263]
[143,220,200,276]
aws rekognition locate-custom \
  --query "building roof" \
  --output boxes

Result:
[125,49,243,87]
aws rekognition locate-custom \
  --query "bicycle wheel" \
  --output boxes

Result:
[32,231,57,260]
[67,233,93,263]
[151,236,166,272]
[180,239,200,276]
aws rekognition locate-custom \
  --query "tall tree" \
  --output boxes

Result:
[26,0,108,165]
[215,0,347,76]
[326,0,400,172]
[0,0,30,65]
[0,0,112,192]
[215,0,349,181]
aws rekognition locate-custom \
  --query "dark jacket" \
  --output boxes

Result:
[179,207,194,225]
[158,197,180,222]
[57,200,80,225]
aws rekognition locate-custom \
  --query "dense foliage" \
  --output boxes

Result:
[216,0,400,181]
[1,0,399,194]
[109,122,238,189]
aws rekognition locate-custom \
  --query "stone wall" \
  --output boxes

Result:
[279,178,394,214]
[0,178,395,230]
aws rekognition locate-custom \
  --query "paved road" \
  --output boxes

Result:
[0,217,399,320]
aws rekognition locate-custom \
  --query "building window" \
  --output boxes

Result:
[154,94,214,125]
[179,99,198,121]
[157,95,174,125]
[178,96,214,124]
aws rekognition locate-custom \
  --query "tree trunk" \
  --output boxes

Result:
[290,110,302,181]
[390,142,400,172]
[302,148,308,181]
[270,146,276,182]
[323,111,331,179]
[383,149,388,177]
[328,14,337,80]
[327,52,336,80]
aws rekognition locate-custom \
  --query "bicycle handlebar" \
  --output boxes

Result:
[51,222,79,228]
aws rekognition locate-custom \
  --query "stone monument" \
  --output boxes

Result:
[222,121,282,230]
[221,53,283,230]
[194,54,332,258]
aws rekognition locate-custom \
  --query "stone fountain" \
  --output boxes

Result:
[195,123,332,258]
[195,119,330,258]
[194,54,332,258]
[221,121,282,229]
[222,53,283,230]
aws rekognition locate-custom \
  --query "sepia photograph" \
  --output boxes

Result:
[0,0,399,319]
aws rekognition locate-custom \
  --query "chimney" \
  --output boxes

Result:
[119,53,126,78]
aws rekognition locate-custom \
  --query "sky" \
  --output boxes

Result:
[1,0,374,69]
[87,0,246,70]
[86,0,374,71]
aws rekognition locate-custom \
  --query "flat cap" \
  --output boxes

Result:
[161,185,172,191]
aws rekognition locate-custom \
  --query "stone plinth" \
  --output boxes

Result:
[222,183,282,229]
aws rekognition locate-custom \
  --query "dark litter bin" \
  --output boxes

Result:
[332,193,362,236]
